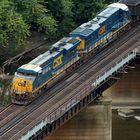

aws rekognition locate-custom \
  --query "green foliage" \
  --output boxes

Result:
[36,15,57,37]
[105,0,118,4]
[0,0,29,47]
[45,0,75,37]
[0,0,117,48]
[13,0,48,23]
[72,0,107,25]
[0,0,57,47]
[12,0,57,37]
[61,0,73,17]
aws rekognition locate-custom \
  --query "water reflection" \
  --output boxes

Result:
[112,110,140,140]
[104,66,140,105]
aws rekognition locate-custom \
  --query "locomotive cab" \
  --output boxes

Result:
[11,64,40,105]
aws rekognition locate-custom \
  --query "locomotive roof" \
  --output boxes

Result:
[52,37,80,50]
[18,64,42,73]
[70,17,108,38]
[120,0,140,6]
[70,20,100,38]
[108,3,129,11]
[98,7,119,18]
[27,37,80,69]
[29,51,58,66]
[70,3,126,38]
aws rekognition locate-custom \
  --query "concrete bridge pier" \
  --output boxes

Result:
[92,96,112,140]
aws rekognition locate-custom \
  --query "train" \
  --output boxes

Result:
[11,3,132,105]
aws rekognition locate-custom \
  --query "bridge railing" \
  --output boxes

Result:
[19,48,138,140]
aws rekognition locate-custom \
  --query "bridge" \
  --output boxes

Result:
[0,22,140,140]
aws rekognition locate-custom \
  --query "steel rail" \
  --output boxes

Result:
[11,28,140,140]
[0,23,140,139]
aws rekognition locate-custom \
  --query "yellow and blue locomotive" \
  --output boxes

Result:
[11,37,81,104]
[11,3,131,105]
[70,3,131,53]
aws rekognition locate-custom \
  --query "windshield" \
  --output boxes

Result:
[16,71,36,77]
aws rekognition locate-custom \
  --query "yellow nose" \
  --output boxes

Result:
[11,78,32,94]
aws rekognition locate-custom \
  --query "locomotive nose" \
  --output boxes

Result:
[11,78,33,104]
[11,78,32,94]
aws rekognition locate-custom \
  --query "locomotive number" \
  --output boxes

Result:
[53,55,63,69]
[99,25,106,35]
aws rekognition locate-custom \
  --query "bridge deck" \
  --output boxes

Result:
[1,25,140,140]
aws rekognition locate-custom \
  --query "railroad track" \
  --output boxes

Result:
[7,25,140,140]
[0,104,17,120]
[0,45,115,136]
[0,23,140,139]
[0,104,24,129]
[0,104,12,114]
[0,22,140,137]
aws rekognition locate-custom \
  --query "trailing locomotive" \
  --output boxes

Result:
[11,3,131,105]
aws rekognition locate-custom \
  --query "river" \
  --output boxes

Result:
[44,65,140,140]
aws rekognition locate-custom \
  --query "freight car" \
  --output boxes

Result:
[120,0,140,20]
[11,3,132,105]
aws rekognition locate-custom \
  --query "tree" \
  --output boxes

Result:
[105,0,118,4]
[0,0,114,48]
[0,0,29,47]
[72,0,107,25]
[45,0,75,37]
[12,0,57,39]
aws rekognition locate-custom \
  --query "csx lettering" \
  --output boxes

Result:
[53,55,63,68]
[99,26,106,35]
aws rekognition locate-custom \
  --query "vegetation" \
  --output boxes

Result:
[0,0,118,49]
[0,0,29,47]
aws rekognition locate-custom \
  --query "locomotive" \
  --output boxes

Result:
[11,3,131,105]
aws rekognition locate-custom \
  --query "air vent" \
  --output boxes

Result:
[59,42,66,47]
[74,27,84,32]
[85,24,92,28]
[67,38,78,44]
[90,19,98,24]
